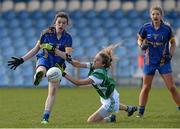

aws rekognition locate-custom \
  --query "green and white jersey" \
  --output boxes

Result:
[86,63,116,99]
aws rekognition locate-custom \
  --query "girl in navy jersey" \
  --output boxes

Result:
[8,12,73,123]
[137,6,180,117]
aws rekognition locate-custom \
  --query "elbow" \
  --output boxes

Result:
[74,81,81,85]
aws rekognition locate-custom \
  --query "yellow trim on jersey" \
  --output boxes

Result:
[145,49,149,65]
[146,41,163,46]
[65,47,73,54]
[169,37,175,44]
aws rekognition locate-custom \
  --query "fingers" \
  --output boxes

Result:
[8,62,13,66]
[10,65,16,70]
[8,61,14,64]
[9,64,17,70]
[8,60,17,70]
[11,56,19,60]
[8,60,16,66]
[13,66,17,70]
[8,57,18,64]
[8,56,24,71]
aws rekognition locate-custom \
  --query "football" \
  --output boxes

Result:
[46,67,62,82]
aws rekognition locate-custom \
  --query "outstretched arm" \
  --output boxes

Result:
[40,44,88,68]
[54,48,87,68]
[8,41,41,70]
[22,41,41,61]
[64,73,93,86]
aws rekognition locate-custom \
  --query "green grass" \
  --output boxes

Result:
[0,87,180,128]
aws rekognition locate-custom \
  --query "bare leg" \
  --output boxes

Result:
[138,75,154,116]
[87,109,105,123]
[36,66,46,75]
[161,73,180,106]
[44,82,59,111]
[42,81,59,122]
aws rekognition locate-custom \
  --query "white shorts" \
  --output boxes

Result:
[100,89,120,113]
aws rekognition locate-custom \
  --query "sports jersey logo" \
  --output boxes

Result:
[153,34,159,40]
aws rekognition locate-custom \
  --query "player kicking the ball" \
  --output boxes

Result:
[41,43,137,123]
[8,12,73,124]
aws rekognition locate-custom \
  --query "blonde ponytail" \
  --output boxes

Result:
[98,44,120,68]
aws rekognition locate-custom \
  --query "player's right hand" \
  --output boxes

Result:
[140,39,149,51]
[140,43,149,50]
[8,57,24,70]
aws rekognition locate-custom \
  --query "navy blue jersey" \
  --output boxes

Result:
[138,21,174,65]
[36,27,72,67]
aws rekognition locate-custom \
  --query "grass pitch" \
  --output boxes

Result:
[0,87,180,128]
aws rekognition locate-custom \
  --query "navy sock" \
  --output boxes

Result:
[139,106,145,115]
[178,106,180,111]
[43,110,50,121]
[126,106,132,112]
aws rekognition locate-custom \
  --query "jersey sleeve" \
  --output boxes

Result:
[89,75,103,85]
[169,26,175,43]
[89,69,104,85]
[39,31,45,44]
[65,35,73,53]
[66,35,72,47]
[138,25,147,39]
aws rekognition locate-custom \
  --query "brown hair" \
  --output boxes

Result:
[98,44,119,68]
[150,6,164,16]
[53,12,70,25]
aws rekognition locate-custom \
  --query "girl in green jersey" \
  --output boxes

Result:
[41,44,137,123]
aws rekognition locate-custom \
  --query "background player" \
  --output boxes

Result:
[137,6,180,117]
[8,12,73,124]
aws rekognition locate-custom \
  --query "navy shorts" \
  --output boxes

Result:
[143,63,172,75]
[36,57,65,70]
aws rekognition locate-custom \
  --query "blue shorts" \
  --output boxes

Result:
[36,57,66,70]
[143,63,172,75]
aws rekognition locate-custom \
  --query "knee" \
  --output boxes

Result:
[87,117,93,123]
[87,116,97,123]
[142,84,151,93]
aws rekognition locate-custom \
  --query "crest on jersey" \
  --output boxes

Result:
[153,34,159,40]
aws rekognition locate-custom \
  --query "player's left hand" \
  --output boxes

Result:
[40,43,55,51]
[8,57,24,70]
[55,63,67,77]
